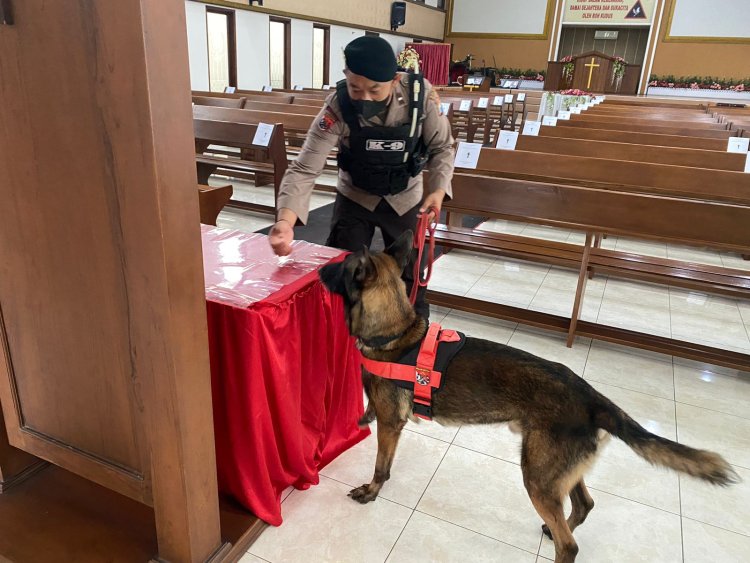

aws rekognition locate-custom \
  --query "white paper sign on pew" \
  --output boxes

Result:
[542,116,558,126]
[293,85,304,90]
[504,94,514,104]
[570,107,582,114]
[517,93,526,102]
[477,97,489,108]
[454,142,482,169]
[459,99,472,111]
[262,85,273,92]
[440,102,452,115]
[727,137,750,153]
[558,110,572,120]
[322,84,333,90]
[745,153,750,173]
[224,86,236,94]
[252,123,275,147]
[492,95,504,106]
[497,131,520,150]
[522,121,541,136]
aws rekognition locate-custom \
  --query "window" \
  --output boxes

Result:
[312,25,330,89]
[269,18,291,89]
[206,8,237,92]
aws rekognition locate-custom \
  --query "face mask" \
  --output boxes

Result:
[351,99,388,119]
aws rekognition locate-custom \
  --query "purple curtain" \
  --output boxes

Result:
[408,43,450,86]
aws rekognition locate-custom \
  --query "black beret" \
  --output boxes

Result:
[344,36,398,82]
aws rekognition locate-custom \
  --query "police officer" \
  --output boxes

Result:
[269,36,455,319]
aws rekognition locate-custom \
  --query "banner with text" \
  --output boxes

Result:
[563,0,656,24]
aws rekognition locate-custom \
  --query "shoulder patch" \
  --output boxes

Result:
[318,109,338,132]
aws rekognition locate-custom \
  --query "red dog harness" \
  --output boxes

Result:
[360,323,462,420]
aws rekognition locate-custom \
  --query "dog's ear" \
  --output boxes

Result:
[354,248,375,284]
[318,261,346,294]
[385,230,413,273]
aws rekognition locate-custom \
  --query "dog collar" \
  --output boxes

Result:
[357,317,421,350]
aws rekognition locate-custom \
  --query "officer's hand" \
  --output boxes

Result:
[420,189,446,220]
[269,220,294,256]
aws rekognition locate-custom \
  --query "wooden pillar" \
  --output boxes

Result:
[0,1,228,561]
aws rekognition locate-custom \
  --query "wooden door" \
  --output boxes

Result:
[0,1,226,560]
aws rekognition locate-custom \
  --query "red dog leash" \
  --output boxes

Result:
[409,207,439,305]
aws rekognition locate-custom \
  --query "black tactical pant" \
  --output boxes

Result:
[326,193,430,320]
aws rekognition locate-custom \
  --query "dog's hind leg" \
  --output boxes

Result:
[566,480,594,533]
[542,477,596,539]
[349,419,405,504]
[522,432,579,563]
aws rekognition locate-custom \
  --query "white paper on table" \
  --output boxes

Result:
[745,152,750,173]
[522,121,541,136]
[517,93,526,102]
[542,116,558,126]
[504,94,514,104]
[477,97,489,108]
[492,95,503,106]
[497,130,519,150]
[322,84,332,90]
[262,85,273,92]
[454,142,482,169]
[727,137,750,153]
[440,102,452,115]
[558,110,572,120]
[252,122,275,147]
[459,99,472,111]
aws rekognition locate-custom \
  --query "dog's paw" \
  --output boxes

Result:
[348,484,378,504]
[542,524,553,540]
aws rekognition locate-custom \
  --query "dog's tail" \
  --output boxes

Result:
[593,395,739,486]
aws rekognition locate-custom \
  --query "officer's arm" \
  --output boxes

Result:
[421,88,455,202]
[276,103,343,225]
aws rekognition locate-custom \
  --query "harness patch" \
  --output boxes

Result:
[365,139,406,151]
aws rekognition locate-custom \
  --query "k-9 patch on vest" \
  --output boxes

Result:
[365,140,406,151]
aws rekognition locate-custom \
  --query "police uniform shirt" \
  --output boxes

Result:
[277,74,455,225]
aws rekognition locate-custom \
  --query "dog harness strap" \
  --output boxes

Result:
[412,323,440,419]
[360,323,457,420]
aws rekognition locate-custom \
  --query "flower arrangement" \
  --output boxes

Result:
[612,57,627,79]
[559,89,591,96]
[397,47,421,72]
[560,55,575,82]
[493,67,546,82]
[648,75,750,92]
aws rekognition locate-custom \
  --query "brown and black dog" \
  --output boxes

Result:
[319,231,739,563]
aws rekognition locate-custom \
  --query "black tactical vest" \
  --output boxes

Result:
[336,74,428,196]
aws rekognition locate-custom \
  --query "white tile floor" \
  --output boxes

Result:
[216,193,750,563]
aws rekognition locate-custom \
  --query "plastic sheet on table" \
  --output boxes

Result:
[201,225,342,308]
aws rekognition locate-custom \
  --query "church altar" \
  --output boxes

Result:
[544,51,641,95]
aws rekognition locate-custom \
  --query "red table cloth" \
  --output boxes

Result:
[202,226,369,526]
